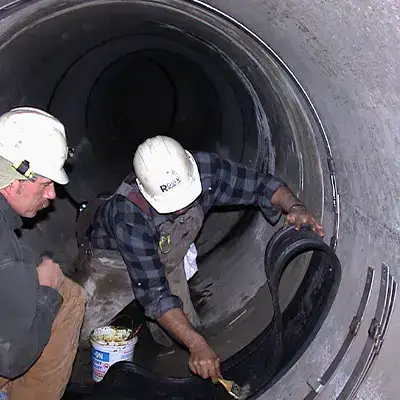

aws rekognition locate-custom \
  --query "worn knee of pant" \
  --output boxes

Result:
[60,279,85,343]
[4,279,85,400]
[59,278,85,318]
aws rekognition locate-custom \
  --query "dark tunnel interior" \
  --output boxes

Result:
[0,0,340,395]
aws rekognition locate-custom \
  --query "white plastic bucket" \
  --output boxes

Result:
[90,326,138,382]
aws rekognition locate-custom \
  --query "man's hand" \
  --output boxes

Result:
[158,308,221,381]
[271,186,324,236]
[284,205,324,236]
[37,257,65,291]
[188,340,221,382]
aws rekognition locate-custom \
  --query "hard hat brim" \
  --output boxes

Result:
[45,167,69,185]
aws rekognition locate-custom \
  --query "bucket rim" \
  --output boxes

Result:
[90,325,138,346]
[90,335,138,346]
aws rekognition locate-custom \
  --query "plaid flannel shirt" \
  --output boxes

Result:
[90,152,285,319]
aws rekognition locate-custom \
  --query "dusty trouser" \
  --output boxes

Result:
[80,205,204,347]
[0,278,85,400]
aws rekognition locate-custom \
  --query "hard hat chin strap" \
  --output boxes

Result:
[12,159,37,182]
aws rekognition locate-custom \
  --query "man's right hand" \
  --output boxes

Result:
[188,340,221,382]
[37,257,65,291]
[158,308,221,381]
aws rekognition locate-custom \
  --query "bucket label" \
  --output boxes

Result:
[91,341,137,382]
[92,349,110,362]
[91,346,135,382]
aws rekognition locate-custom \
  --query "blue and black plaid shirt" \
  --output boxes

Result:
[90,152,285,319]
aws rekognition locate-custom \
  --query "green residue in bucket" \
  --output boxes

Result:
[91,326,132,345]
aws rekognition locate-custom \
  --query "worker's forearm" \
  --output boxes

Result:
[271,185,304,213]
[157,308,207,351]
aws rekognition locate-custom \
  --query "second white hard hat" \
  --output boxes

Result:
[133,136,202,214]
[0,107,69,189]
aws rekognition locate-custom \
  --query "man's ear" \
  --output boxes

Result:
[5,180,24,196]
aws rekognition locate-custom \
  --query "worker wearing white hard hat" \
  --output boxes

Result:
[133,136,202,214]
[90,135,323,382]
[0,107,68,186]
[0,108,84,399]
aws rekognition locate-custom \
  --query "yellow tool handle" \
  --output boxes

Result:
[218,378,233,392]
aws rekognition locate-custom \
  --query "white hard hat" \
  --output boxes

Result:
[133,136,202,214]
[0,107,69,189]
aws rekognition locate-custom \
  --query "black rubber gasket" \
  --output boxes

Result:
[64,226,340,400]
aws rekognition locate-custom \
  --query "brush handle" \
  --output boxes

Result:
[218,378,233,392]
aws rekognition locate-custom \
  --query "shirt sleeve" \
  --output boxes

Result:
[207,153,286,224]
[0,257,62,378]
[113,204,182,320]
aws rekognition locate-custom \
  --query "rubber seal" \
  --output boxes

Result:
[65,226,340,400]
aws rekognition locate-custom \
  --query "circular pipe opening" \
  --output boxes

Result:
[0,0,340,396]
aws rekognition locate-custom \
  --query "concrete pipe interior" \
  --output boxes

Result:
[0,0,339,395]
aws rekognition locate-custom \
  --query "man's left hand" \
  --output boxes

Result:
[284,206,324,237]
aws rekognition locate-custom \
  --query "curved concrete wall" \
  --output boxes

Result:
[202,1,399,399]
[0,0,398,398]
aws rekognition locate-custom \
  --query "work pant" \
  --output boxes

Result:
[0,278,85,400]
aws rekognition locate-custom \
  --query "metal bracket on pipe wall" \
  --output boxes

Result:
[337,263,397,400]
[304,264,397,400]
[304,266,374,399]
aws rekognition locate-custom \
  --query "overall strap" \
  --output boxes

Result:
[116,181,151,217]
